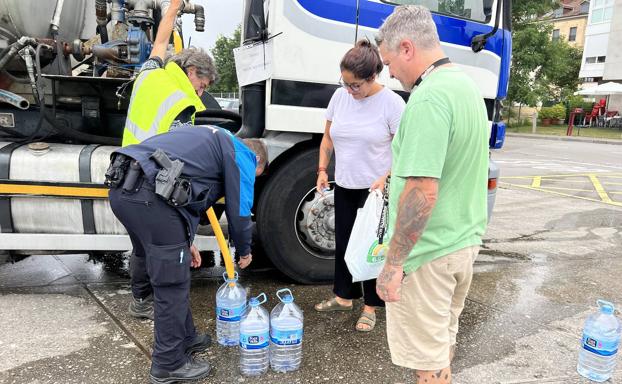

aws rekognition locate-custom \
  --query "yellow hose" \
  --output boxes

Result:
[207,208,236,282]
[173,30,183,53]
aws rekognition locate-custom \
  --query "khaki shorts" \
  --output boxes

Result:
[386,245,479,371]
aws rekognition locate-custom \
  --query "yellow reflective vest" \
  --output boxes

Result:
[121,62,206,146]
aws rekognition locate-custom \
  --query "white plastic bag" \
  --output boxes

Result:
[344,189,388,282]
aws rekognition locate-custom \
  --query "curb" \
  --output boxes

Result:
[506,132,622,146]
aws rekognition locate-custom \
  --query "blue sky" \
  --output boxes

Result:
[181,0,244,51]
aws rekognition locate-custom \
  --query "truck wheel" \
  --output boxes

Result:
[256,148,335,284]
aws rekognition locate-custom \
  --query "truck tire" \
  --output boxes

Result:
[256,148,335,284]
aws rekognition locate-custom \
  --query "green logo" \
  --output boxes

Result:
[367,240,387,264]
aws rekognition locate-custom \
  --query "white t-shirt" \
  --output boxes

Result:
[326,87,405,189]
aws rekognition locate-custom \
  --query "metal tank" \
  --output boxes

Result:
[1,141,125,235]
[0,0,96,47]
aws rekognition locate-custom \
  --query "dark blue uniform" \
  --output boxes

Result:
[108,125,256,372]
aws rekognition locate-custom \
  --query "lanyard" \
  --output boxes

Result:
[414,57,451,87]
[377,175,390,244]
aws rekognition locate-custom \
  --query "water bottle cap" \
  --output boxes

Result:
[223,271,239,283]
[598,299,615,314]
[249,292,267,307]
[281,295,293,303]
[277,288,294,303]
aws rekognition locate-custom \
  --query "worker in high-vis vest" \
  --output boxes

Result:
[121,0,217,147]
[117,3,219,381]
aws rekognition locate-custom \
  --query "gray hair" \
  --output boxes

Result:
[242,138,268,172]
[166,47,219,83]
[376,5,440,52]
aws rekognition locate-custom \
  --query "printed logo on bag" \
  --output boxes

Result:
[367,240,387,264]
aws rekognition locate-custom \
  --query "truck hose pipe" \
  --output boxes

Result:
[95,0,108,25]
[50,0,66,38]
[0,37,37,71]
[194,4,205,32]
[0,89,30,110]
[95,0,109,43]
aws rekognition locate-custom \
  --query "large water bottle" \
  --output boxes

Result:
[239,293,270,376]
[577,300,621,382]
[270,288,304,372]
[215,272,247,346]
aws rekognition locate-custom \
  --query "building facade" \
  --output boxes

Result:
[549,0,590,48]
[579,0,622,111]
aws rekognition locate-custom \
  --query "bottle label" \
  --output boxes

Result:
[216,304,246,322]
[271,328,303,345]
[240,331,270,349]
[582,333,620,356]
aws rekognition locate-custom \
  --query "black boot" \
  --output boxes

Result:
[149,357,211,384]
[128,294,154,320]
[185,333,212,355]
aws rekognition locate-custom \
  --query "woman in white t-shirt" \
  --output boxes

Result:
[314,40,405,332]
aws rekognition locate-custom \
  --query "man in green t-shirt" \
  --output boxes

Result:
[375,5,489,383]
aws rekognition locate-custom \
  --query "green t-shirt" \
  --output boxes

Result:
[388,66,489,274]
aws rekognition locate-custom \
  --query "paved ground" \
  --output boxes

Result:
[1,137,621,384]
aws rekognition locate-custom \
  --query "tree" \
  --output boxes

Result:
[507,0,582,121]
[210,25,241,93]
[507,19,553,108]
[543,40,583,100]
[512,0,559,23]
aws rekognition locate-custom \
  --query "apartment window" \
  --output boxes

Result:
[580,1,589,13]
[591,0,614,24]
[585,56,606,64]
[552,29,560,41]
[554,8,563,17]
[569,27,577,42]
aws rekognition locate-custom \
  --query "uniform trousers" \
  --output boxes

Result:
[109,180,196,371]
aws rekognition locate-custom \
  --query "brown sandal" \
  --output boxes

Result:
[356,311,376,332]
[314,297,353,312]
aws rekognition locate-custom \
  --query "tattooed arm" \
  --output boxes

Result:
[316,120,333,193]
[377,176,438,302]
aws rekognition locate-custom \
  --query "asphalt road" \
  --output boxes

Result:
[1,136,621,384]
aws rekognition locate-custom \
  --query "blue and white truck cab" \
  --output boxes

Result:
[0,0,511,283]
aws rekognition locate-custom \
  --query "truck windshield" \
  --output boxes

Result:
[382,0,492,23]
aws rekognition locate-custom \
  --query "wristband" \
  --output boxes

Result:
[317,167,327,175]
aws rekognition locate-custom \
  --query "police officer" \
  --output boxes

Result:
[107,125,267,383]
[121,0,218,322]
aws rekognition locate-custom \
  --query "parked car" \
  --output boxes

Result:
[215,97,240,113]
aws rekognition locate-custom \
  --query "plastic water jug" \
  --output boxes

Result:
[215,271,247,346]
[270,288,304,372]
[239,293,270,376]
[577,299,621,382]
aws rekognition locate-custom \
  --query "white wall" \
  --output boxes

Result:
[603,1,622,80]
[608,94,622,115]
[579,0,613,79]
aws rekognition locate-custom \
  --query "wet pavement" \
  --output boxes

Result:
[1,137,622,384]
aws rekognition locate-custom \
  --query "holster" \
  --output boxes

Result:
[168,178,191,207]
[121,160,143,192]
[104,153,131,188]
